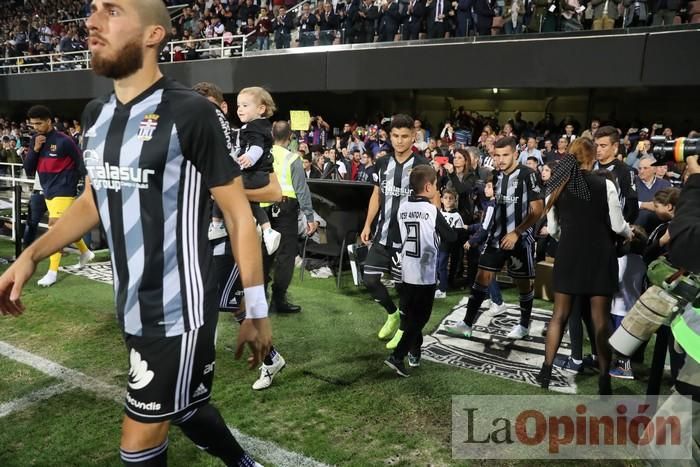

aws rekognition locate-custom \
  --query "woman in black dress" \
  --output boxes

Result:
[537,138,632,394]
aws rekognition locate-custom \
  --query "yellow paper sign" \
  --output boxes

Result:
[290,110,311,132]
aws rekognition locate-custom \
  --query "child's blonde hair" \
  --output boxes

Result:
[238,87,276,118]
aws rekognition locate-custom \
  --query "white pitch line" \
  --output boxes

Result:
[0,382,72,418]
[0,340,330,467]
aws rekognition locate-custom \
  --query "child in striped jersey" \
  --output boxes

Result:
[463,179,507,315]
[436,188,464,299]
[384,166,457,377]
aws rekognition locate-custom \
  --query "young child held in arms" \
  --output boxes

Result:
[208,87,281,254]
[385,165,457,377]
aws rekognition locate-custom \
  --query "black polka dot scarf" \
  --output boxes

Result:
[546,153,591,201]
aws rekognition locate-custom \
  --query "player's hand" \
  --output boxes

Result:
[360,225,372,245]
[539,226,548,236]
[33,135,46,152]
[235,319,261,369]
[0,255,35,317]
[500,231,519,250]
[238,154,253,169]
[252,317,272,361]
[659,229,671,247]
[463,241,470,251]
[306,221,318,236]
[686,155,700,176]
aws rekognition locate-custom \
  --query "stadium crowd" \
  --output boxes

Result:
[1,0,698,72]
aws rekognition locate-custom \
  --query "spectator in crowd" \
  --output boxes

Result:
[625,139,652,170]
[357,151,377,183]
[503,0,525,34]
[592,0,621,30]
[402,0,426,39]
[427,0,450,38]
[302,153,322,178]
[378,0,401,41]
[581,118,601,139]
[624,0,650,26]
[541,139,556,162]
[255,7,272,50]
[547,137,569,164]
[318,2,340,45]
[519,136,543,165]
[273,5,294,49]
[297,2,318,46]
[350,0,378,43]
[472,0,496,36]
[635,156,672,232]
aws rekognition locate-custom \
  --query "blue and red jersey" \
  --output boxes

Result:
[23,130,86,199]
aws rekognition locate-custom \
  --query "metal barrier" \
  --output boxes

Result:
[0,163,48,257]
[0,34,251,75]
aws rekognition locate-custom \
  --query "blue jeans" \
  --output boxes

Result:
[437,250,450,292]
[489,279,503,305]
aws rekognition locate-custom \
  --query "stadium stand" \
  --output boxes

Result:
[0,0,697,74]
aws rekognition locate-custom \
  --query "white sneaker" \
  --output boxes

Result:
[208,222,227,240]
[506,324,529,340]
[37,271,57,287]
[263,228,281,255]
[445,321,472,338]
[434,289,447,299]
[458,296,470,307]
[489,302,508,315]
[310,269,331,279]
[78,250,95,268]
[252,353,286,390]
[481,299,492,310]
[318,266,333,277]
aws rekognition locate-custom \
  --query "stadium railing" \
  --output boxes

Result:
[0,34,252,75]
[0,163,47,251]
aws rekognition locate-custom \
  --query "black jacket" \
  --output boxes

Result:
[668,173,700,273]
[379,1,402,34]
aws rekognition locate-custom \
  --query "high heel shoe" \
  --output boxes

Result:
[598,374,613,395]
[536,363,553,389]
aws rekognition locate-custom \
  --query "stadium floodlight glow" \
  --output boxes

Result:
[492,88,499,94]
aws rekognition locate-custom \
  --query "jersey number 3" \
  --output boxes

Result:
[405,222,421,258]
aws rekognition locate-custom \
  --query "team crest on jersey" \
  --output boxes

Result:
[137,114,159,142]
[50,144,57,152]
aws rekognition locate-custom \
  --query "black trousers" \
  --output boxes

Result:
[263,199,299,299]
[394,283,436,359]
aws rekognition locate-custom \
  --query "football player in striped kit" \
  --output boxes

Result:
[446,137,544,341]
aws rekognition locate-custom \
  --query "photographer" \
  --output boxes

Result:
[644,153,700,464]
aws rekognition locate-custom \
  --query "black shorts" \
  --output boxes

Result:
[478,241,536,279]
[363,242,402,282]
[214,254,245,322]
[123,312,218,423]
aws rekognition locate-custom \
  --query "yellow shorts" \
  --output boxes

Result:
[45,197,76,219]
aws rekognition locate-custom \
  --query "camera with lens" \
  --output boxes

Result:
[651,136,699,164]
[609,258,700,357]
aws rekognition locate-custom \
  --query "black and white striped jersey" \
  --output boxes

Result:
[398,196,457,285]
[81,77,240,337]
[593,158,639,223]
[485,165,544,248]
[372,152,429,249]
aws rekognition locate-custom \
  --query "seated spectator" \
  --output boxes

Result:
[302,153,322,178]
[625,139,652,170]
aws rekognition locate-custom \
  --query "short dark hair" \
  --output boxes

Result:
[409,165,436,194]
[442,188,457,198]
[654,187,680,206]
[390,114,414,131]
[494,136,517,151]
[272,120,292,142]
[27,105,52,120]
[595,125,619,145]
[192,82,225,104]
[526,156,538,163]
